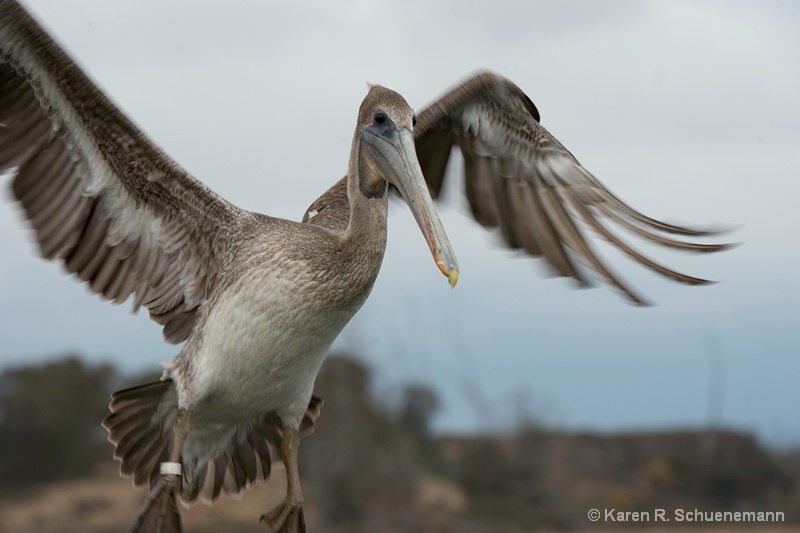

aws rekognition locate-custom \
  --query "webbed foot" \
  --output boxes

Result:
[260,500,306,533]
[129,474,183,533]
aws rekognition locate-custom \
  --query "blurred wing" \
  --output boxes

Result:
[414,72,729,303]
[1,1,249,342]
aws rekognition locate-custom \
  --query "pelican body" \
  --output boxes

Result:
[0,1,729,532]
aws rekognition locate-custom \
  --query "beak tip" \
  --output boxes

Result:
[448,269,459,288]
[436,261,459,288]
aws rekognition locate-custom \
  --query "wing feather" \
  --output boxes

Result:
[414,71,729,302]
[301,175,349,231]
[414,123,454,196]
[559,186,713,286]
[1,2,248,341]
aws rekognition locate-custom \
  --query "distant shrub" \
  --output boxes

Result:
[0,355,115,490]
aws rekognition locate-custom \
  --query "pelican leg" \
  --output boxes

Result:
[261,427,306,533]
[129,409,192,533]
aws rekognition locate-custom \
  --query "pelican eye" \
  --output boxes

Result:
[373,111,386,125]
[412,114,417,127]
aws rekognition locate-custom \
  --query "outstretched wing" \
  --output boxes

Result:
[414,71,730,303]
[0,1,250,342]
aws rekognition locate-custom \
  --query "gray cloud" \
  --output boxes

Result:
[1,0,798,445]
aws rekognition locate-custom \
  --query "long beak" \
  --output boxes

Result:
[364,127,459,287]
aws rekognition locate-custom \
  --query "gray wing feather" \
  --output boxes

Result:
[302,176,349,232]
[1,1,249,341]
[414,71,731,303]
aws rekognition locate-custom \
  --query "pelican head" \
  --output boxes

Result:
[355,84,459,287]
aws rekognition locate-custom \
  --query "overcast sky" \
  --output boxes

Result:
[1,1,798,446]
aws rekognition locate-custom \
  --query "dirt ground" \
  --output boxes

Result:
[0,464,290,533]
[1,464,797,533]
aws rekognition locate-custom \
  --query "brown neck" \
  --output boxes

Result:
[342,138,389,264]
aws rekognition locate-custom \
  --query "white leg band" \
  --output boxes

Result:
[160,461,183,476]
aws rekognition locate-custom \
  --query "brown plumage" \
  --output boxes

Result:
[1,1,731,532]
[409,72,730,303]
[103,381,321,505]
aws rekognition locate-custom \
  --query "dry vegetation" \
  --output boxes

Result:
[1,355,798,533]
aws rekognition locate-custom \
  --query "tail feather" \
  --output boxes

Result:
[103,379,323,507]
[103,380,175,487]
[179,457,202,503]
[245,424,275,480]
[126,432,168,486]
[116,427,163,473]
[299,395,322,436]
[211,454,227,501]
[230,435,257,487]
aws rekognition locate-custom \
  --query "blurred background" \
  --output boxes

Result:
[1,354,798,532]
[1,1,798,532]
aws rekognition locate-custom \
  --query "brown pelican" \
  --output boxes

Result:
[0,1,729,532]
